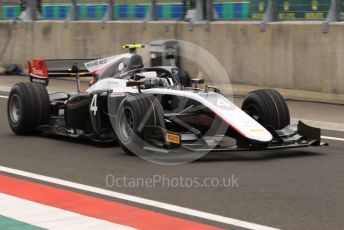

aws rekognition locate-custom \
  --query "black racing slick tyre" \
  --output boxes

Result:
[7,82,50,135]
[242,89,290,130]
[115,94,164,155]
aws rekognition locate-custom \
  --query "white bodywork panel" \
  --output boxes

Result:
[86,78,131,93]
[84,54,131,74]
[85,78,273,142]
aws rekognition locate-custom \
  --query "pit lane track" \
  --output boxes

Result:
[0,94,343,230]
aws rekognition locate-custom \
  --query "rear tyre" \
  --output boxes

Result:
[241,89,290,130]
[115,94,164,155]
[7,82,50,135]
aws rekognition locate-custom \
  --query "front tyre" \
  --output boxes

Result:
[242,89,290,130]
[7,82,50,135]
[115,94,164,155]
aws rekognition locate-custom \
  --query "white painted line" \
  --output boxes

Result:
[0,193,136,230]
[322,136,344,142]
[0,166,279,230]
[0,95,8,99]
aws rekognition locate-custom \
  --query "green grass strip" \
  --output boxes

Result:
[0,215,45,230]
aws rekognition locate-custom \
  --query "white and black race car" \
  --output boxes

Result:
[7,44,326,157]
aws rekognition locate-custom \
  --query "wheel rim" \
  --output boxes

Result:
[9,94,21,123]
[245,105,261,123]
[119,107,135,141]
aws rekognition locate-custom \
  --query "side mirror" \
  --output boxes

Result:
[190,78,204,88]
[205,85,221,94]
[191,78,204,84]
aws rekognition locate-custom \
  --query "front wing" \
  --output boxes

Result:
[142,121,327,153]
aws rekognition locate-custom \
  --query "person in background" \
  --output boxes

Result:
[20,0,42,14]
[19,0,26,12]
[182,0,197,18]
[37,0,42,14]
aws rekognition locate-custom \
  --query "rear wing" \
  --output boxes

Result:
[28,59,96,86]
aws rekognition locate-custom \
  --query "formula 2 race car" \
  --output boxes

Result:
[7,44,327,158]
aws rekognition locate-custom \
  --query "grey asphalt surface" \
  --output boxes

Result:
[0,92,344,230]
